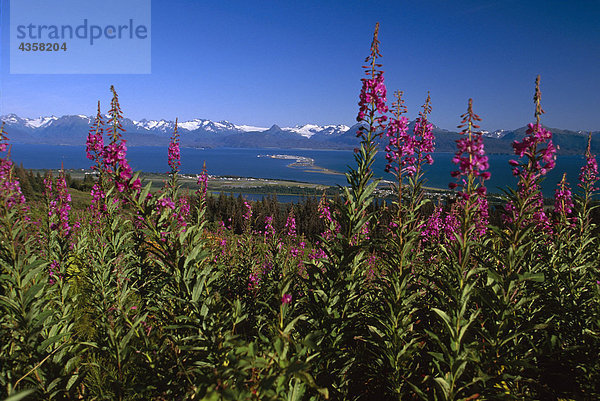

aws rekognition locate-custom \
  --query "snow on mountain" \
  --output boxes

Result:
[177,119,203,131]
[234,124,269,132]
[1,114,349,138]
[482,129,507,139]
[132,119,174,132]
[1,113,25,125]
[26,116,59,128]
[281,124,350,138]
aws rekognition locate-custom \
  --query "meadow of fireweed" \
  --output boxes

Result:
[1,24,599,401]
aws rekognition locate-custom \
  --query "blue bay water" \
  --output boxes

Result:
[8,144,588,197]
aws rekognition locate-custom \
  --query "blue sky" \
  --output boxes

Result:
[1,0,599,131]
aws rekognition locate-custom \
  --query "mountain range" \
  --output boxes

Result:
[1,113,598,155]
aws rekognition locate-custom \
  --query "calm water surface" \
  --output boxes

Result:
[9,145,588,197]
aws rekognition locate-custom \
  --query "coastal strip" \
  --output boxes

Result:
[258,154,344,176]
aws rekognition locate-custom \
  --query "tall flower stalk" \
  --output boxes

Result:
[0,124,26,211]
[554,173,575,227]
[577,132,598,234]
[426,100,489,400]
[384,90,411,226]
[504,75,556,232]
[167,118,181,196]
[104,86,141,194]
[449,98,490,238]
[406,94,435,213]
[86,102,107,219]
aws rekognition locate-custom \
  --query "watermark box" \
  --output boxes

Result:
[9,0,151,74]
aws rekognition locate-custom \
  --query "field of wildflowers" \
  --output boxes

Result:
[1,24,599,400]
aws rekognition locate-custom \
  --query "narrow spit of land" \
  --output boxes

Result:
[258,154,345,176]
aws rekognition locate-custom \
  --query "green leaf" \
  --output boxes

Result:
[3,389,36,401]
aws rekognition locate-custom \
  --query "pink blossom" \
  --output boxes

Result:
[281,293,292,305]
[356,23,388,137]
[554,173,576,227]
[579,133,598,193]
[0,127,27,209]
[157,197,176,210]
[243,201,252,221]
[168,120,181,173]
[284,211,297,237]
[264,215,275,239]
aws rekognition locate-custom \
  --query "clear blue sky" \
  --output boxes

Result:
[1,0,599,131]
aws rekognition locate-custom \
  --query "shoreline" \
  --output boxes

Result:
[258,153,345,176]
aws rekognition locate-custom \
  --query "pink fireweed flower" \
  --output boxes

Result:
[504,76,555,232]
[579,132,598,193]
[89,183,107,216]
[197,163,208,199]
[248,273,261,292]
[0,126,27,209]
[443,205,461,242]
[175,196,190,230]
[449,99,490,237]
[509,77,556,183]
[384,91,413,174]
[157,196,176,210]
[102,86,140,194]
[357,72,388,127]
[168,119,181,173]
[45,170,73,236]
[356,23,388,138]
[243,201,252,221]
[48,260,62,285]
[264,215,275,239]
[503,182,552,233]
[284,210,297,237]
[281,293,292,305]
[450,99,490,189]
[420,205,443,243]
[412,93,435,169]
[318,195,340,240]
[554,173,576,227]
[86,102,105,165]
[511,123,556,179]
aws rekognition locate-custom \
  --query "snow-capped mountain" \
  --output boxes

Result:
[0,114,354,148]
[1,113,597,154]
[281,124,350,139]
[1,113,60,130]
[130,118,271,134]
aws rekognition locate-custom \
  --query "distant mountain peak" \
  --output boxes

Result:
[1,113,597,155]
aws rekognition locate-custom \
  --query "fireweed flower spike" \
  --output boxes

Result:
[86,103,108,218]
[166,118,181,198]
[0,124,27,209]
[384,91,412,174]
[168,118,181,174]
[44,169,73,238]
[504,76,555,231]
[554,173,575,227]
[405,94,435,217]
[86,101,105,166]
[104,86,141,194]
[413,92,435,172]
[449,98,490,237]
[196,162,209,208]
[243,201,253,222]
[579,132,598,194]
[356,22,388,139]
[284,210,297,238]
